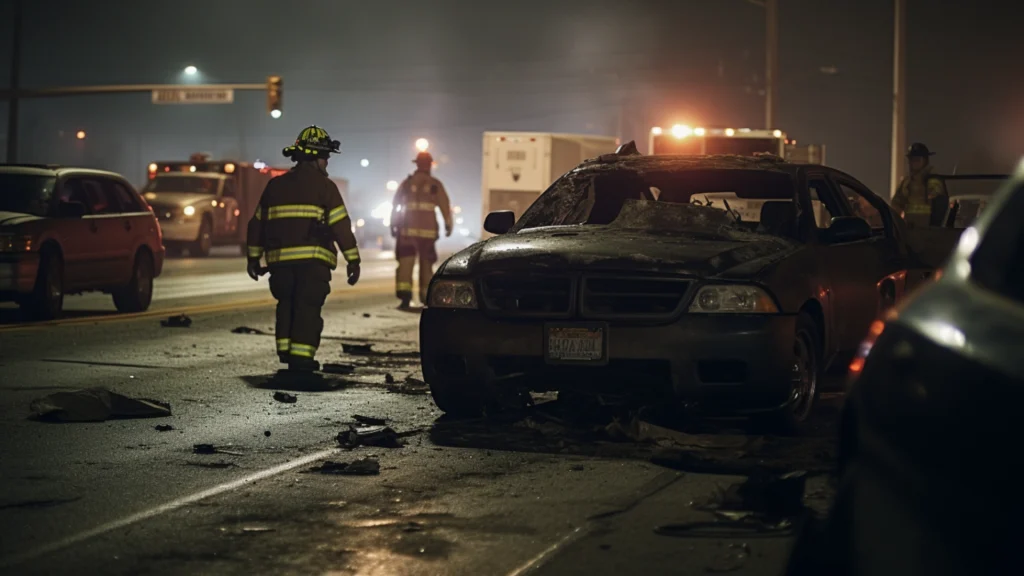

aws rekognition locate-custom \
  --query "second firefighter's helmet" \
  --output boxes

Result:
[283,125,341,160]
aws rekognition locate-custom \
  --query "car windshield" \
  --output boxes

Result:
[942,176,1007,227]
[142,175,220,195]
[513,168,798,237]
[0,174,57,217]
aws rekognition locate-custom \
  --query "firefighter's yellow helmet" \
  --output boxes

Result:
[282,125,341,160]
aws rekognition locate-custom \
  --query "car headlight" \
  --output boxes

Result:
[428,279,477,309]
[183,205,196,217]
[688,284,779,313]
[0,234,33,253]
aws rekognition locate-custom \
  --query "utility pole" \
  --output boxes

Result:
[6,0,23,163]
[890,0,907,199]
[765,0,779,130]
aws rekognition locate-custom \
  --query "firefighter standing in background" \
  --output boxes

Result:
[246,126,361,372]
[892,142,948,228]
[390,151,452,308]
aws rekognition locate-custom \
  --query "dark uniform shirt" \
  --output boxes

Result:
[246,162,360,268]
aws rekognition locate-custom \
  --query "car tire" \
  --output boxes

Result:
[429,375,501,418]
[25,249,64,321]
[112,251,154,313]
[759,311,821,435]
[191,217,213,257]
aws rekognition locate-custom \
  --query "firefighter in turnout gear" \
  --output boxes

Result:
[892,142,948,228]
[390,151,452,308]
[246,126,361,372]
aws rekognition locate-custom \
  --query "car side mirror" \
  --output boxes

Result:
[825,216,871,243]
[484,210,515,235]
[58,201,87,218]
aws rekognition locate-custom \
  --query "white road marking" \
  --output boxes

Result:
[0,447,340,569]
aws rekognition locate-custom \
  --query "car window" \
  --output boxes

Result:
[142,175,220,194]
[970,184,1024,305]
[104,180,144,212]
[222,179,237,199]
[515,168,797,237]
[838,182,885,231]
[0,173,56,217]
[58,178,104,215]
[807,178,840,228]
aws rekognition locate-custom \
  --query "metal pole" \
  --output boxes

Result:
[890,0,907,199]
[6,0,23,163]
[765,0,778,130]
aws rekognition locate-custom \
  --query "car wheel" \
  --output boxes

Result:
[430,373,497,416]
[25,250,64,321]
[112,252,154,313]
[191,217,213,257]
[760,312,821,435]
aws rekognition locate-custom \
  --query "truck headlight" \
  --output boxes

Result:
[183,205,196,217]
[0,234,33,252]
[688,284,779,313]
[428,280,477,309]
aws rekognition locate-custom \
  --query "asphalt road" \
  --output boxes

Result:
[0,252,841,575]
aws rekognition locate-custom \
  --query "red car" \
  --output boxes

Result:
[0,165,165,319]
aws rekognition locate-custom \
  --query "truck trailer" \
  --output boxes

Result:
[481,131,619,238]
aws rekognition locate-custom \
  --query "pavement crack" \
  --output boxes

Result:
[0,497,81,511]
[38,359,174,370]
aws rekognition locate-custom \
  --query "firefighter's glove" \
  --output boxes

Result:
[445,227,452,238]
[247,259,265,281]
[347,261,361,286]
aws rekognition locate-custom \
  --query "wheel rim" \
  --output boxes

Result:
[789,332,817,422]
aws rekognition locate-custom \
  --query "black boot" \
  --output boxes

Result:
[399,295,411,309]
[287,357,320,372]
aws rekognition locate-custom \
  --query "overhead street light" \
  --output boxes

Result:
[184,65,198,75]
[415,138,429,152]
[360,159,370,167]
[75,130,86,140]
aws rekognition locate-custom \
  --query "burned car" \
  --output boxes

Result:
[420,148,959,431]
[786,161,1024,575]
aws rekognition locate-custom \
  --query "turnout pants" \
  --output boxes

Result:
[268,263,332,361]
[395,236,438,303]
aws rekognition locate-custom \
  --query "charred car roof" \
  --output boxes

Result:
[576,153,800,175]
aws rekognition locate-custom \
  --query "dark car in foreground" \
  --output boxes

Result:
[419,147,962,431]
[786,161,1024,575]
[0,165,164,319]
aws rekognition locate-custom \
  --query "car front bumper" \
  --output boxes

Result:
[420,308,798,414]
[158,218,201,242]
[0,252,41,297]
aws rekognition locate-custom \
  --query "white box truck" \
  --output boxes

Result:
[481,131,619,238]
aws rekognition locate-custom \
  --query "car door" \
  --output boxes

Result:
[218,178,241,241]
[52,177,101,290]
[104,178,150,282]
[806,172,895,355]
[74,177,124,286]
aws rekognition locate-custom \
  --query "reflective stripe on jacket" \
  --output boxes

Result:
[391,171,452,240]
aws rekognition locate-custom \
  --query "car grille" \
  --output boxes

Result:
[581,276,691,318]
[480,274,574,316]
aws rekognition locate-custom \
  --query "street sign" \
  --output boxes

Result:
[151,88,234,105]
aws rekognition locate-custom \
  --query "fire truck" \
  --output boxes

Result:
[141,154,283,257]
[648,124,826,164]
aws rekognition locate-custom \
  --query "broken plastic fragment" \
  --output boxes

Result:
[160,314,192,328]
[336,425,403,449]
[307,458,380,476]
[29,388,172,423]
[231,326,269,335]
[322,363,355,375]
[273,392,297,404]
[341,342,373,355]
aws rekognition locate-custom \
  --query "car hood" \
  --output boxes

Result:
[144,192,215,208]
[441,226,797,278]
[0,210,44,229]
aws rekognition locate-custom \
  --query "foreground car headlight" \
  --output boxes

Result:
[688,284,779,313]
[428,280,477,309]
[0,234,33,253]
[183,205,196,217]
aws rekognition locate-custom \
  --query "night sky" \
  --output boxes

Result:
[1,0,1020,226]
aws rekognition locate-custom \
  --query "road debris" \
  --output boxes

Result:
[241,526,276,534]
[322,363,355,375]
[337,425,403,449]
[363,313,371,318]
[29,388,172,423]
[385,373,396,384]
[353,414,387,426]
[386,376,430,395]
[306,458,381,476]
[273,392,298,404]
[724,470,807,520]
[231,326,269,335]
[264,430,271,437]
[705,543,750,573]
[193,444,244,456]
[154,424,175,432]
[342,342,374,355]
[160,314,192,328]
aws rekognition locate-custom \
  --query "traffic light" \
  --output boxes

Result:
[267,76,282,119]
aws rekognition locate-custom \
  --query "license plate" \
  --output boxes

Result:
[545,324,607,364]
